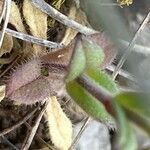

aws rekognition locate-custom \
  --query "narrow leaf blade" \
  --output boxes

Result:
[114,102,138,150]
[66,80,116,129]
[66,37,86,82]
[115,92,150,134]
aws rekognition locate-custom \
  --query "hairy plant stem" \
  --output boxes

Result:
[77,75,113,102]
[77,74,114,114]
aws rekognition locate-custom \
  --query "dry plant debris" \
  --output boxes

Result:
[23,0,48,55]
[0,85,6,102]
[46,96,72,150]
[117,0,133,6]
[10,1,26,33]
[0,0,75,149]
[0,0,149,150]
[0,0,87,149]
[23,0,47,39]
[0,33,13,57]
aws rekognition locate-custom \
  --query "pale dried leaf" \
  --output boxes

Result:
[61,6,88,45]
[0,85,6,102]
[0,1,26,32]
[46,96,73,150]
[10,1,26,33]
[23,0,48,55]
[23,0,47,39]
[87,33,117,69]
[0,33,13,57]
[48,0,65,27]
[0,1,5,18]
[8,1,34,57]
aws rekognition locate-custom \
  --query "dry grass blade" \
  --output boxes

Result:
[0,106,38,137]
[0,85,6,102]
[0,54,20,78]
[0,0,7,23]
[22,122,54,149]
[69,117,91,149]
[119,39,150,56]
[107,64,136,82]
[99,3,121,6]
[0,107,54,149]
[0,0,11,48]
[21,102,48,150]
[32,0,96,35]
[1,135,19,150]
[112,12,150,80]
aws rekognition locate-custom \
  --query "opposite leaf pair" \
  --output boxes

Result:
[5,32,116,105]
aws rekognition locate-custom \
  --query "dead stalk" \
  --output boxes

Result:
[31,0,97,35]
[21,102,48,150]
[69,117,91,149]
[6,28,63,50]
[0,107,38,137]
[112,12,150,80]
[0,0,11,48]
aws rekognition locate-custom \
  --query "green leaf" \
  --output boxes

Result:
[82,39,105,71]
[86,33,117,69]
[115,92,150,134]
[82,38,119,94]
[114,102,138,150]
[115,92,150,119]
[86,69,119,94]
[66,80,116,128]
[66,39,86,82]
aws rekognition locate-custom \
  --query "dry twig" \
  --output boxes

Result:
[0,0,7,23]
[0,55,20,78]
[0,0,11,48]
[107,64,136,82]
[119,39,150,56]
[0,107,53,149]
[0,106,38,137]
[24,122,55,150]
[21,102,48,150]
[1,135,19,150]
[69,117,91,150]
[32,0,96,35]
[112,12,150,80]
[6,28,63,50]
